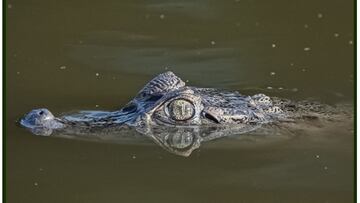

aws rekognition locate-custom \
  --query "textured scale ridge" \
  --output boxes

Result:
[137,71,185,96]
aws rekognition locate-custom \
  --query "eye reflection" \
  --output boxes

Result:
[166,133,194,149]
[167,99,195,121]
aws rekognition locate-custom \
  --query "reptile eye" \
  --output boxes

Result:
[167,99,195,121]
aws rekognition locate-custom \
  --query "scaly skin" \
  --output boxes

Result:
[19,71,342,156]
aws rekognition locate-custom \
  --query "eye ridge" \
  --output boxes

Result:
[167,99,195,121]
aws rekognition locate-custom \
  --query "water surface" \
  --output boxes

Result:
[6,0,354,202]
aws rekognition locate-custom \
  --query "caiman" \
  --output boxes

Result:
[19,71,350,156]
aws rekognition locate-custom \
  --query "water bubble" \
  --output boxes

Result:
[349,40,353,45]
[132,155,137,159]
[271,44,276,48]
[324,166,328,170]
[303,47,311,51]
[301,68,307,72]
[95,73,100,77]
[159,14,165,19]
[270,72,276,76]
[317,13,323,18]
[59,66,66,70]
[333,33,339,37]
[34,182,39,186]
[210,41,216,45]
[315,155,320,158]
[304,24,309,29]
[278,87,283,90]
[266,86,273,90]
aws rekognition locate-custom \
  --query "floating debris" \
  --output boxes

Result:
[95,73,100,77]
[266,86,273,90]
[317,13,323,18]
[301,68,307,72]
[324,166,328,170]
[132,155,137,159]
[304,47,311,51]
[270,72,276,76]
[271,44,276,48]
[59,66,66,70]
[333,33,339,37]
[159,14,165,19]
[304,24,309,29]
[210,41,216,45]
[349,40,353,45]
[315,155,320,158]
[278,87,283,90]
[292,88,298,92]
[34,182,38,186]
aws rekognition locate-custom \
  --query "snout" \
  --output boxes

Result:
[20,108,54,128]
[19,108,64,136]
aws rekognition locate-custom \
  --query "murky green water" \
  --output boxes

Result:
[6,0,354,202]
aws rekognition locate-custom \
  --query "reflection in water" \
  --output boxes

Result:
[28,109,352,157]
[146,129,202,157]
[40,112,262,157]
[27,101,351,157]
[146,124,261,156]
